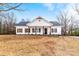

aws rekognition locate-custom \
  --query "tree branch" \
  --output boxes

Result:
[0,3,22,12]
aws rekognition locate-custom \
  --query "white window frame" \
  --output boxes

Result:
[17,28,23,33]
[51,28,57,33]
[35,27,41,33]
[25,28,30,33]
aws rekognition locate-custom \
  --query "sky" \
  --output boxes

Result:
[8,3,79,23]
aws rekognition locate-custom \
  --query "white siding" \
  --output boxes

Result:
[16,26,28,34]
[51,26,62,35]
[16,26,62,35]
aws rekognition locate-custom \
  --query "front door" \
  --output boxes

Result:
[44,28,47,34]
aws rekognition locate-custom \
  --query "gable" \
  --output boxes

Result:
[27,17,53,26]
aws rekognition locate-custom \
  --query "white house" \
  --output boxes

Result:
[15,17,62,35]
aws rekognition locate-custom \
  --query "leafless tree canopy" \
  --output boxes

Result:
[0,12,16,34]
[56,10,72,35]
[56,4,79,35]
[0,3,22,34]
[74,4,79,14]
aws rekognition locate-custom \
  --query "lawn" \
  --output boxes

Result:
[0,35,79,56]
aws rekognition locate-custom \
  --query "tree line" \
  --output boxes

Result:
[56,4,79,35]
[0,12,16,34]
[0,3,21,34]
[0,3,79,35]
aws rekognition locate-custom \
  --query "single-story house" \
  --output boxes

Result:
[15,17,62,35]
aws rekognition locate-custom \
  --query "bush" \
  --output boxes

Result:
[71,29,79,36]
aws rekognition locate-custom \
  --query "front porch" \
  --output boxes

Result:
[16,26,51,35]
[16,26,62,35]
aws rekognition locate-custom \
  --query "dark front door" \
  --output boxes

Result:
[44,28,47,34]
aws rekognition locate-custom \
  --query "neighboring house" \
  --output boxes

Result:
[15,17,62,35]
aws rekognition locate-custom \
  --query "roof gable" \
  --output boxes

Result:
[27,17,53,26]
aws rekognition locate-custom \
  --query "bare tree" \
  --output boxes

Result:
[74,4,79,14]
[0,12,16,34]
[0,3,22,34]
[73,4,79,28]
[8,12,16,34]
[68,16,74,35]
[0,13,7,34]
[56,10,72,35]
[6,12,16,34]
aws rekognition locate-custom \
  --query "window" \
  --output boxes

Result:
[25,28,30,33]
[32,27,41,33]
[36,27,41,33]
[17,28,22,33]
[52,28,57,33]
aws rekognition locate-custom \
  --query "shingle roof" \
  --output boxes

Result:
[49,21,60,26]
[15,18,60,26]
[16,21,60,26]
[15,21,30,26]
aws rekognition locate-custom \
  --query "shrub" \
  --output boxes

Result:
[71,28,79,36]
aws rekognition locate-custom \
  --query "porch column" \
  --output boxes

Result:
[43,26,44,35]
[30,27,32,34]
[23,28,25,34]
[47,26,51,35]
